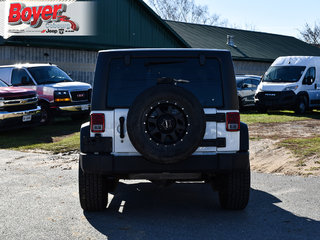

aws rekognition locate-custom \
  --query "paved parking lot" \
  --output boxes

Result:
[1,150,320,240]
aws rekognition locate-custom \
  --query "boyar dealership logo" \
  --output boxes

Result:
[8,3,79,34]
[0,0,94,38]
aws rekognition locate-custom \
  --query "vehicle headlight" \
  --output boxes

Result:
[283,85,298,91]
[54,90,71,102]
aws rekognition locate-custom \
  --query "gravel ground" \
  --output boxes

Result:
[1,149,320,240]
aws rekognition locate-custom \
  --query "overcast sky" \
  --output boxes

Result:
[195,0,320,38]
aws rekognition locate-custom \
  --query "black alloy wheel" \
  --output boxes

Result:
[145,102,188,146]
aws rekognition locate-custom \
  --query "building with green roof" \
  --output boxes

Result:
[167,20,320,75]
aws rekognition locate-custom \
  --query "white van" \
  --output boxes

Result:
[255,56,320,114]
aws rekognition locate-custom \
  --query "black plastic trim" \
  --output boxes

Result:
[80,122,113,153]
[80,151,250,175]
[205,113,225,122]
[240,122,249,151]
[255,91,297,108]
[119,117,125,139]
[201,138,226,147]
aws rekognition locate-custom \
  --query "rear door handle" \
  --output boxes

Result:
[119,117,125,139]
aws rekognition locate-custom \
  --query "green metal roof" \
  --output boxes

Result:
[166,20,320,62]
[0,0,188,50]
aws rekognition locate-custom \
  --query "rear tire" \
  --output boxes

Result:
[218,170,250,210]
[127,84,205,164]
[79,164,108,211]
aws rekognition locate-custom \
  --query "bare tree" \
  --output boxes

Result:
[229,23,257,31]
[299,22,320,45]
[146,0,227,26]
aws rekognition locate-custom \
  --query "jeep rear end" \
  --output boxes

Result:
[79,49,250,211]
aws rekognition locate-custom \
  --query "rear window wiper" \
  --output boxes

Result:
[157,77,190,85]
[145,60,186,66]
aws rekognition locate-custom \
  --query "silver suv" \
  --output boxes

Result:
[236,75,261,109]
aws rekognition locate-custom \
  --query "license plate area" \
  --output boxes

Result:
[22,115,32,122]
[81,105,89,111]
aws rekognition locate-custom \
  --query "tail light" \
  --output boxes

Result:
[91,113,105,133]
[226,112,240,131]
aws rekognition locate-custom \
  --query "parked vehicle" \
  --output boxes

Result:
[79,49,250,211]
[255,56,320,114]
[236,75,261,109]
[0,64,92,123]
[0,78,41,130]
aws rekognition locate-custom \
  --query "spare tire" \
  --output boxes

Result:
[127,84,206,164]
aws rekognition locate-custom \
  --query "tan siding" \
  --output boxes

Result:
[0,46,97,84]
[233,60,271,76]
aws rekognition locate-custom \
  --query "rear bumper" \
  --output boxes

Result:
[80,151,250,176]
[0,106,41,129]
[255,91,297,108]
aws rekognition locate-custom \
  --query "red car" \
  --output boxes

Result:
[0,79,41,130]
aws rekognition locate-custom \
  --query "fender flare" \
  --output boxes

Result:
[240,122,249,152]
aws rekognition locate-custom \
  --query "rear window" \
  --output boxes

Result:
[106,57,223,107]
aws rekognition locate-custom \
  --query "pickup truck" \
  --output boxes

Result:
[0,64,92,124]
[0,79,41,130]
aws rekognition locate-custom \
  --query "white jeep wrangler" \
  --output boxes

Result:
[79,49,250,211]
